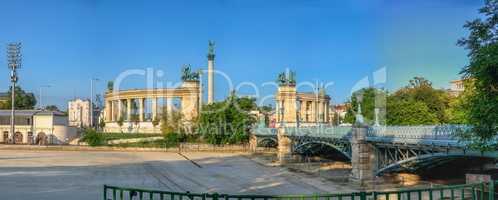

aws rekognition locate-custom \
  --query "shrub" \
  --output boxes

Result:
[81,129,104,146]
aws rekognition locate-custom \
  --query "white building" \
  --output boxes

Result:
[0,110,78,145]
[68,98,98,128]
[449,79,465,96]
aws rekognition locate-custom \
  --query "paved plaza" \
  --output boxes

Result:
[0,150,355,200]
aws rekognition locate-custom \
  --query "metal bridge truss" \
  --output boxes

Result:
[256,136,278,148]
[372,142,496,175]
[290,136,352,159]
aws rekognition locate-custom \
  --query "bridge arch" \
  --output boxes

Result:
[256,137,278,148]
[293,141,352,160]
[376,152,497,175]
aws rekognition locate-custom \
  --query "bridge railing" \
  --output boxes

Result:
[367,125,470,140]
[284,126,352,138]
[252,127,277,136]
[103,181,496,200]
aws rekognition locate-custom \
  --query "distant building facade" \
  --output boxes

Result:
[0,110,78,145]
[334,103,348,118]
[68,99,97,128]
[275,85,332,127]
[449,79,465,96]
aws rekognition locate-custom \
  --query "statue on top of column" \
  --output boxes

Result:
[181,64,200,81]
[276,70,296,86]
[207,40,215,60]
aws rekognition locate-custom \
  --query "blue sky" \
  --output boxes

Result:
[0,0,482,110]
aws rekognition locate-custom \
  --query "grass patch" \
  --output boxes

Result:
[80,130,162,146]
[101,132,162,141]
[108,139,178,148]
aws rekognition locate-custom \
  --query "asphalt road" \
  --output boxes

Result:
[0,150,355,200]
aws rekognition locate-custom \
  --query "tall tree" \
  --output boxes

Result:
[457,0,498,150]
[198,93,256,144]
[446,80,475,124]
[44,105,60,112]
[390,77,450,124]
[344,88,387,125]
[0,86,37,109]
[386,98,439,125]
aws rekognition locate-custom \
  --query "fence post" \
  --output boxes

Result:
[489,181,495,200]
[360,192,367,200]
[103,185,107,200]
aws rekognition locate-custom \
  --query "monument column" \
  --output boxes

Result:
[207,40,215,104]
[138,98,144,122]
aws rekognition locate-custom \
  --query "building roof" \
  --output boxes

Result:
[0,110,66,117]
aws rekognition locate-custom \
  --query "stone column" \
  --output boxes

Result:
[22,132,28,144]
[323,101,329,123]
[350,124,377,186]
[105,101,112,122]
[126,99,132,121]
[207,52,215,104]
[310,101,316,123]
[151,98,157,121]
[277,127,294,164]
[138,98,144,122]
[275,101,280,124]
[117,100,123,121]
[166,98,173,117]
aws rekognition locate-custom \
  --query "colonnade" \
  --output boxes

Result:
[104,81,200,125]
[275,85,331,127]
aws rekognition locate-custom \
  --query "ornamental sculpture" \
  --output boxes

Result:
[276,70,296,86]
[181,64,200,81]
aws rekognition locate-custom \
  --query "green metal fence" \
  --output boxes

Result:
[104,181,497,200]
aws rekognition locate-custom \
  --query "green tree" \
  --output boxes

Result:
[198,93,256,145]
[457,0,498,150]
[0,86,37,109]
[344,88,387,125]
[446,80,475,124]
[44,105,60,111]
[161,108,183,135]
[390,77,450,124]
[386,98,439,125]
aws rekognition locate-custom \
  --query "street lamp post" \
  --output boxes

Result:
[90,78,99,129]
[38,85,52,109]
[7,43,21,144]
[296,97,301,128]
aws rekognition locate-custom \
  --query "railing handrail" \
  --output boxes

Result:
[104,180,497,200]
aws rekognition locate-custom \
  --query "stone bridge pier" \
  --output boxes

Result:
[349,124,377,186]
[271,125,378,185]
[277,128,296,164]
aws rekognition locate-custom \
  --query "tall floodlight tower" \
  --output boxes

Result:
[207,40,215,104]
[7,42,21,144]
